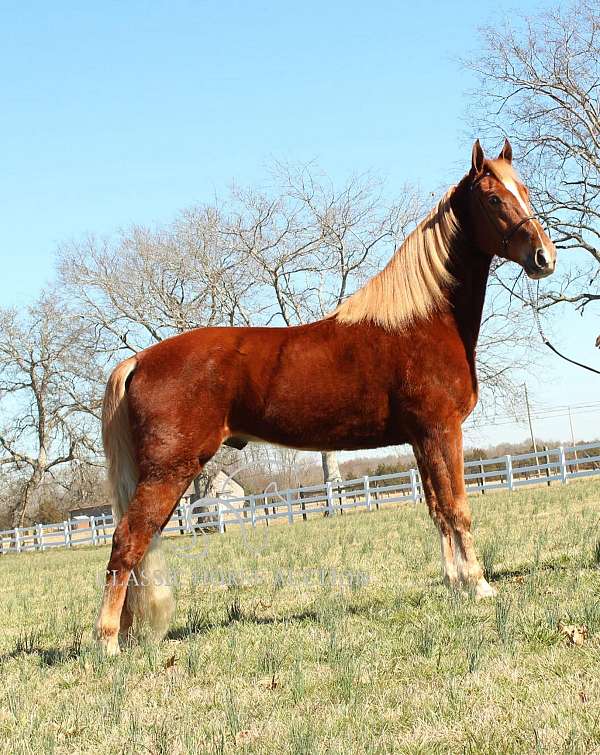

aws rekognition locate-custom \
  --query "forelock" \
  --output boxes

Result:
[486,159,521,187]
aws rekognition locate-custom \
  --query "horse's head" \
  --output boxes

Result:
[468,139,556,279]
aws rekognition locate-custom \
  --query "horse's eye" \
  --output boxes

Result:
[489,195,501,206]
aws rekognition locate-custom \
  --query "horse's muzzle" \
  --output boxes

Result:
[525,247,556,279]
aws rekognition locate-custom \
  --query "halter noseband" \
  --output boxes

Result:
[498,214,537,251]
[470,177,536,251]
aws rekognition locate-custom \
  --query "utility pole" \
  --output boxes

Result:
[568,406,579,471]
[523,383,537,456]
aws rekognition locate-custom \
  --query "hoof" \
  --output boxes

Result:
[100,635,120,655]
[96,626,121,655]
[475,578,497,600]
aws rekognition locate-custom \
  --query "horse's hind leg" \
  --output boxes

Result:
[119,597,134,641]
[415,426,496,599]
[96,474,194,654]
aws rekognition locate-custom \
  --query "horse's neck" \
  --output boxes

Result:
[448,249,491,358]
[447,181,492,359]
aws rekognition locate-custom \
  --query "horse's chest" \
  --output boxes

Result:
[398,331,478,421]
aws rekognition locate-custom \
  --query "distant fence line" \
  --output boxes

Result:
[1,440,599,556]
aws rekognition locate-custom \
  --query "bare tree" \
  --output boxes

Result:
[235,442,317,492]
[464,0,600,341]
[59,208,254,358]
[0,295,102,526]
[224,164,422,325]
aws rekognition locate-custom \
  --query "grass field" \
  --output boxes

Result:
[1,479,600,754]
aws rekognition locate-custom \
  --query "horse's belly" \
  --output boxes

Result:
[231,383,403,451]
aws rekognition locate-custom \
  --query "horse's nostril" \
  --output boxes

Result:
[534,248,550,269]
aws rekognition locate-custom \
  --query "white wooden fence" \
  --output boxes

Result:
[1,440,599,556]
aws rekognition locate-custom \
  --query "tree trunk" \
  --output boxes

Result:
[321,450,342,483]
[321,451,342,518]
[192,473,216,528]
[14,467,43,528]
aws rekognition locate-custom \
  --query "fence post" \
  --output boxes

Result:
[249,495,256,528]
[177,504,186,535]
[184,503,194,534]
[559,445,568,484]
[409,468,419,502]
[505,455,514,492]
[543,446,551,486]
[325,481,334,517]
[263,493,270,526]
[89,516,97,546]
[63,520,72,548]
[286,490,294,524]
[479,459,485,495]
[363,476,372,512]
[36,522,44,551]
[217,501,225,534]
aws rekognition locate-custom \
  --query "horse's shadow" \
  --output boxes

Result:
[166,607,321,641]
[0,607,325,666]
[1,645,79,667]
[492,558,579,582]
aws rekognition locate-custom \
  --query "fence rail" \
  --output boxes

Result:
[1,441,599,556]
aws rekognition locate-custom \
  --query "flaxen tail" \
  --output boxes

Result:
[102,357,174,640]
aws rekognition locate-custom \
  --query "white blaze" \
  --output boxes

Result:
[501,177,530,214]
[501,175,550,254]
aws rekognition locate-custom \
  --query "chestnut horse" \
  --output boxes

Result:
[96,140,556,653]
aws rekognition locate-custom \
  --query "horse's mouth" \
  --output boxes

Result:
[524,260,555,280]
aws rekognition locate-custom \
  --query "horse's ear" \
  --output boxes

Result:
[498,138,513,163]
[471,139,485,174]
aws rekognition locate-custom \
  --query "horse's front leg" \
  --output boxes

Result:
[415,425,496,599]
[414,449,460,590]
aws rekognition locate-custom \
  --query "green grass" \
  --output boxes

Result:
[1,479,600,753]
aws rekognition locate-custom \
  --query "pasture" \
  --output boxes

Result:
[1,479,600,754]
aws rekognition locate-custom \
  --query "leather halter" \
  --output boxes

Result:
[497,214,537,251]
[470,176,536,252]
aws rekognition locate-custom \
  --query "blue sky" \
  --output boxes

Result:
[1,0,598,446]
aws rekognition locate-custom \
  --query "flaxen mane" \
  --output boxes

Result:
[332,188,461,330]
